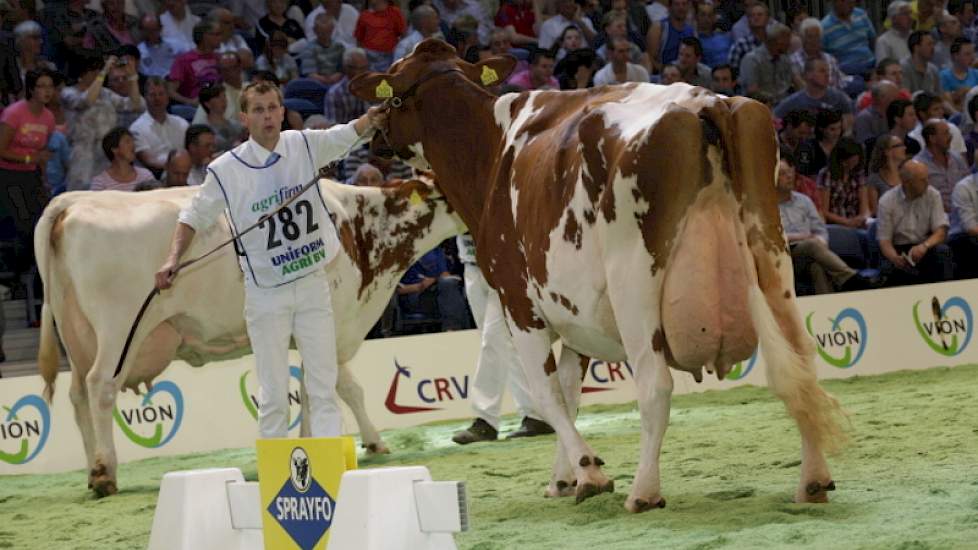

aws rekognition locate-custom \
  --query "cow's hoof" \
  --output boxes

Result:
[92,478,118,498]
[795,480,835,503]
[364,442,391,455]
[575,479,614,504]
[625,496,666,513]
[545,479,576,498]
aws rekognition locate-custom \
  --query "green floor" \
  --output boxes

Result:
[2,365,977,549]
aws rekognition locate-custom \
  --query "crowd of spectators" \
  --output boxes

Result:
[0,0,976,340]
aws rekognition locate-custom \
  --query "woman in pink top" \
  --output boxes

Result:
[0,68,56,274]
[90,127,156,191]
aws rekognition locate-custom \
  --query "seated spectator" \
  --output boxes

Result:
[304,0,360,50]
[876,1,912,62]
[198,83,244,152]
[877,159,953,285]
[555,47,597,90]
[817,137,870,229]
[726,0,768,70]
[951,168,978,277]
[536,0,596,50]
[953,0,978,42]
[855,59,910,113]
[777,153,872,294]
[789,17,850,93]
[494,0,539,47]
[354,0,406,72]
[105,62,145,130]
[434,0,493,47]
[351,162,384,186]
[933,13,962,70]
[484,28,527,76]
[738,22,796,103]
[710,63,738,95]
[675,36,711,88]
[647,0,694,72]
[63,54,144,191]
[138,14,187,79]
[603,0,655,54]
[853,80,899,145]
[779,109,815,156]
[882,99,921,160]
[594,37,649,86]
[447,15,482,60]
[694,1,731,68]
[184,124,215,185]
[659,63,682,85]
[819,0,876,77]
[161,0,201,53]
[914,118,970,212]
[940,37,978,112]
[557,25,586,62]
[508,48,559,90]
[167,20,222,106]
[344,142,412,181]
[909,92,969,157]
[914,0,941,33]
[323,48,370,125]
[258,0,305,54]
[645,0,667,24]
[256,30,300,84]
[797,108,842,177]
[397,246,470,331]
[161,149,192,187]
[867,134,908,215]
[46,126,71,196]
[901,30,943,96]
[595,14,649,69]
[90,127,156,191]
[209,7,255,70]
[393,5,442,62]
[12,21,56,100]
[773,58,852,123]
[302,14,346,85]
[84,0,139,55]
[964,94,978,163]
[131,77,189,174]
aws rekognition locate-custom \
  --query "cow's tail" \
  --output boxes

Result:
[36,195,75,403]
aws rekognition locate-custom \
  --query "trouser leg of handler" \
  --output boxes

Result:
[245,284,295,439]
[292,271,342,437]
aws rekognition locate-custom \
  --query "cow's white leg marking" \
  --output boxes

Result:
[545,346,585,498]
[68,366,97,482]
[86,335,126,497]
[335,362,388,453]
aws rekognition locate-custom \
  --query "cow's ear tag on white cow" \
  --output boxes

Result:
[409,190,423,205]
[376,80,394,99]
[480,66,498,86]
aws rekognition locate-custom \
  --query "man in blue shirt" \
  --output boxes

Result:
[820,0,876,77]
[397,245,470,330]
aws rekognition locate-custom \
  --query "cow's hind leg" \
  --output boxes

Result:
[68,365,98,486]
[508,325,612,503]
[545,347,586,498]
[86,335,129,497]
[336,362,388,454]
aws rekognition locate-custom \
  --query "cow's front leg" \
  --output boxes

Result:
[508,326,613,503]
[546,346,587,497]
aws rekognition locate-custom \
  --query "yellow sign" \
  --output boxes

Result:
[409,190,423,206]
[257,437,357,550]
[480,66,498,86]
[375,79,394,99]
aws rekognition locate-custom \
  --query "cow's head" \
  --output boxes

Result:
[349,39,517,169]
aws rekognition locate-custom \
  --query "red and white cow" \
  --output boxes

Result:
[36,177,465,496]
[350,39,847,512]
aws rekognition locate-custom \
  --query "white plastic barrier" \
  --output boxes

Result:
[2,279,977,475]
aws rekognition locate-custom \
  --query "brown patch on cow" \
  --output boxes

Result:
[563,209,582,249]
[508,93,529,123]
[579,456,591,467]
[583,209,596,225]
[784,290,791,299]
[543,354,557,375]
[579,354,590,381]
[652,328,666,352]
[775,259,781,269]
[549,292,580,315]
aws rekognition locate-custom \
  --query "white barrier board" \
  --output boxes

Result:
[1,279,976,474]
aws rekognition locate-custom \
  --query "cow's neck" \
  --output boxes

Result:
[416,79,502,236]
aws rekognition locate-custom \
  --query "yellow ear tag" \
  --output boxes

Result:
[409,190,423,206]
[375,79,394,99]
[480,66,499,86]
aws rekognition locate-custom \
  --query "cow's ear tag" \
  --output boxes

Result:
[480,66,498,86]
[376,80,394,99]
[409,190,423,205]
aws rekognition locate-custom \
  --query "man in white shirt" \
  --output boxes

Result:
[209,7,255,70]
[304,0,359,49]
[876,1,912,63]
[433,0,492,47]
[160,0,201,52]
[594,37,650,86]
[537,0,596,50]
[155,82,387,438]
[138,14,189,78]
[131,77,190,173]
[394,4,443,61]
[184,124,216,186]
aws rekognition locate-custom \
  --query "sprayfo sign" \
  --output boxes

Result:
[804,308,868,369]
[912,296,973,357]
[113,381,184,448]
[240,365,304,430]
[0,394,50,465]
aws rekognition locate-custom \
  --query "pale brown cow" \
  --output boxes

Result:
[349,39,846,512]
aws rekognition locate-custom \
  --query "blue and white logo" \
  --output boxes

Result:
[269,447,336,550]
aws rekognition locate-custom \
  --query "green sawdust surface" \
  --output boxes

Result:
[2,365,978,549]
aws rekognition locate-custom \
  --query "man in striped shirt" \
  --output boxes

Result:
[820,0,877,77]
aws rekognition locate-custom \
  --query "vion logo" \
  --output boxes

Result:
[240,365,303,431]
[113,381,184,448]
[727,349,758,381]
[0,395,50,465]
[385,359,468,414]
[582,361,632,393]
[913,296,973,356]
[805,308,867,369]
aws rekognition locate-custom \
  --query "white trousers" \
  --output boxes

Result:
[245,270,340,439]
[464,263,538,429]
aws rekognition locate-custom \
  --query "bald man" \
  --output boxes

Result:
[162,149,192,187]
[854,80,899,145]
[876,159,953,286]
[351,163,383,186]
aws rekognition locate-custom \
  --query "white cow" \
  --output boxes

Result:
[36,178,465,496]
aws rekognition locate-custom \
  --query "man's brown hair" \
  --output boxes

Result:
[239,81,284,112]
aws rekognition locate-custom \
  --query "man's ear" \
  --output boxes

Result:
[464,55,519,87]
[350,72,408,102]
